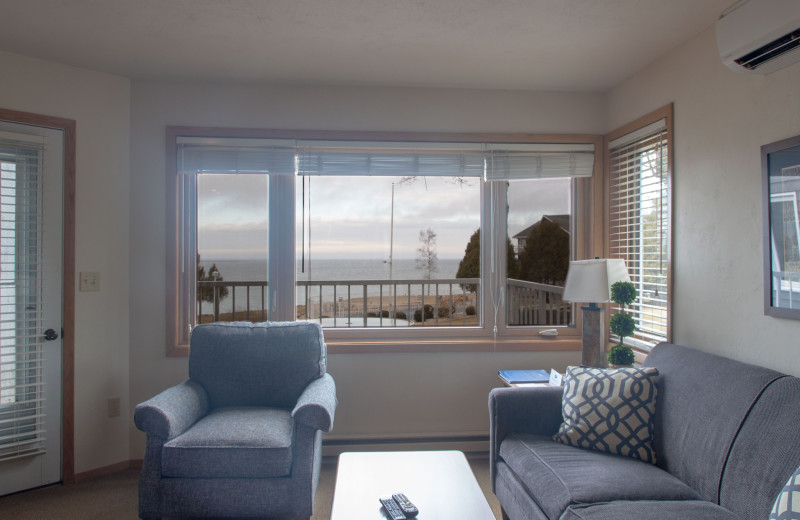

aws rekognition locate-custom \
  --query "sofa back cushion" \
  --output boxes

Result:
[643,343,782,503]
[189,321,327,409]
[720,376,800,520]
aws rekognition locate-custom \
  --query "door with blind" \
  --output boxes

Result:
[0,121,63,495]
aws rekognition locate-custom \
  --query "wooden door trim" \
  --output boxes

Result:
[0,107,76,484]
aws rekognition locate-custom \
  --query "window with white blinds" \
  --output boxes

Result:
[607,116,671,349]
[169,130,600,352]
[0,136,46,461]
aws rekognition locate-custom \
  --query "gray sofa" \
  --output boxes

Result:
[134,321,336,519]
[489,343,800,520]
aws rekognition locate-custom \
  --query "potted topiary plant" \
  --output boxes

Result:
[607,280,637,367]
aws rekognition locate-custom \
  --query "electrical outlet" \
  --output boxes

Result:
[108,397,121,418]
[80,271,100,292]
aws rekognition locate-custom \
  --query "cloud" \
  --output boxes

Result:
[198,174,570,260]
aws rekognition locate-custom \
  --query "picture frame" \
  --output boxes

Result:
[762,134,800,319]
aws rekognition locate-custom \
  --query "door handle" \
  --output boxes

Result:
[44,329,59,341]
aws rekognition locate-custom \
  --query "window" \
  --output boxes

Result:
[166,129,602,355]
[506,179,572,328]
[606,105,673,349]
[297,174,481,328]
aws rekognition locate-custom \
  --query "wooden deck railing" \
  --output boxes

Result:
[197,277,569,327]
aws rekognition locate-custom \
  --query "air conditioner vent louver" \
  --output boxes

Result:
[735,29,800,70]
[716,0,800,75]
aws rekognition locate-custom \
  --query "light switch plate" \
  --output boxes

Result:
[80,271,100,292]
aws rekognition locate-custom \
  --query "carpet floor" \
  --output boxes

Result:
[0,455,501,519]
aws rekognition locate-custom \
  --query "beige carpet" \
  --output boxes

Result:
[0,455,501,519]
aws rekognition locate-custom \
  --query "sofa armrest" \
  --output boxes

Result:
[134,380,209,441]
[489,385,564,490]
[292,373,337,432]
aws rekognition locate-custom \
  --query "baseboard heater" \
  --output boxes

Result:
[321,434,490,457]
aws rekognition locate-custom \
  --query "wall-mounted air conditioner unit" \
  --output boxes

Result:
[716,0,800,74]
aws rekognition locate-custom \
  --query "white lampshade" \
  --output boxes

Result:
[562,259,630,303]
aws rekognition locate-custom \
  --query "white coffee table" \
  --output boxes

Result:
[330,450,496,520]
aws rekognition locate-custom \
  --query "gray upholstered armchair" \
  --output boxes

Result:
[134,321,336,520]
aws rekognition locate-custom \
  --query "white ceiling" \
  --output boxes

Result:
[0,0,735,92]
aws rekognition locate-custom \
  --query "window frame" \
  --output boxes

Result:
[604,104,674,357]
[166,127,604,356]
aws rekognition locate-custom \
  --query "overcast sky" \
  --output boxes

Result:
[197,174,570,261]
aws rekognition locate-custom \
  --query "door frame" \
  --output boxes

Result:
[0,107,76,484]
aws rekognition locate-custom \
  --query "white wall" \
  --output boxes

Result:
[607,27,800,373]
[128,83,605,458]
[0,51,131,474]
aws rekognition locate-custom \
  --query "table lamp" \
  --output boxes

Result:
[562,259,630,367]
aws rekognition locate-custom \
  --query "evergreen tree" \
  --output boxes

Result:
[518,220,569,285]
[197,254,229,303]
[456,228,520,293]
[456,229,481,292]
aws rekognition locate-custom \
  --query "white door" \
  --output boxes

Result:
[0,121,63,496]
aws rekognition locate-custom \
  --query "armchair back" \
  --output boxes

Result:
[189,321,327,409]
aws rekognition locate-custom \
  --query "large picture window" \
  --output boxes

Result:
[166,129,602,355]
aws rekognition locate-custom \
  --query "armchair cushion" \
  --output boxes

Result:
[162,406,294,479]
[189,321,327,409]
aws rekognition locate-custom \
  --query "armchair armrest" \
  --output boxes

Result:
[134,380,209,441]
[292,373,337,432]
[489,385,564,489]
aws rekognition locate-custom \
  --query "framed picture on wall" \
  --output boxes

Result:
[762,134,800,319]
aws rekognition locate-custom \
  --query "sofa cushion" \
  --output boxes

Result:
[499,433,701,520]
[561,500,741,520]
[643,343,783,503]
[770,464,800,519]
[720,376,800,519]
[553,366,659,463]
[162,406,294,478]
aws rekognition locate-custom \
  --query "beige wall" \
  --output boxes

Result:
[607,27,800,373]
[5,17,800,475]
[127,82,605,458]
[0,51,131,474]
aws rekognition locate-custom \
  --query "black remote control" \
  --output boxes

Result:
[392,493,419,517]
[379,497,406,520]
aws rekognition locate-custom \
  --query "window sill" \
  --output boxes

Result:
[168,332,581,357]
[326,336,580,354]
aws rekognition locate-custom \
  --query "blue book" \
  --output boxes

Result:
[498,369,550,384]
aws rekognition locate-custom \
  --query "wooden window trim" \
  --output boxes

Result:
[166,126,604,356]
[604,103,674,353]
[0,107,76,484]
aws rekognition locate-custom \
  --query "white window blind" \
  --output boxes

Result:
[486,143,595,180]
[297,141,486,177]
[177,137,595,180]
[608,119,670,348]
[177,138,296,175]
[0,134,47,462]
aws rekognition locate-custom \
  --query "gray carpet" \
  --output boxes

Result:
[0,455,501,519]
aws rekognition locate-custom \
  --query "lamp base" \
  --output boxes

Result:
[581,304,605,367]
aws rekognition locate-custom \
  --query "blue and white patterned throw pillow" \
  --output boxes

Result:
[553,366,659,464]
[771,466,800,519]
